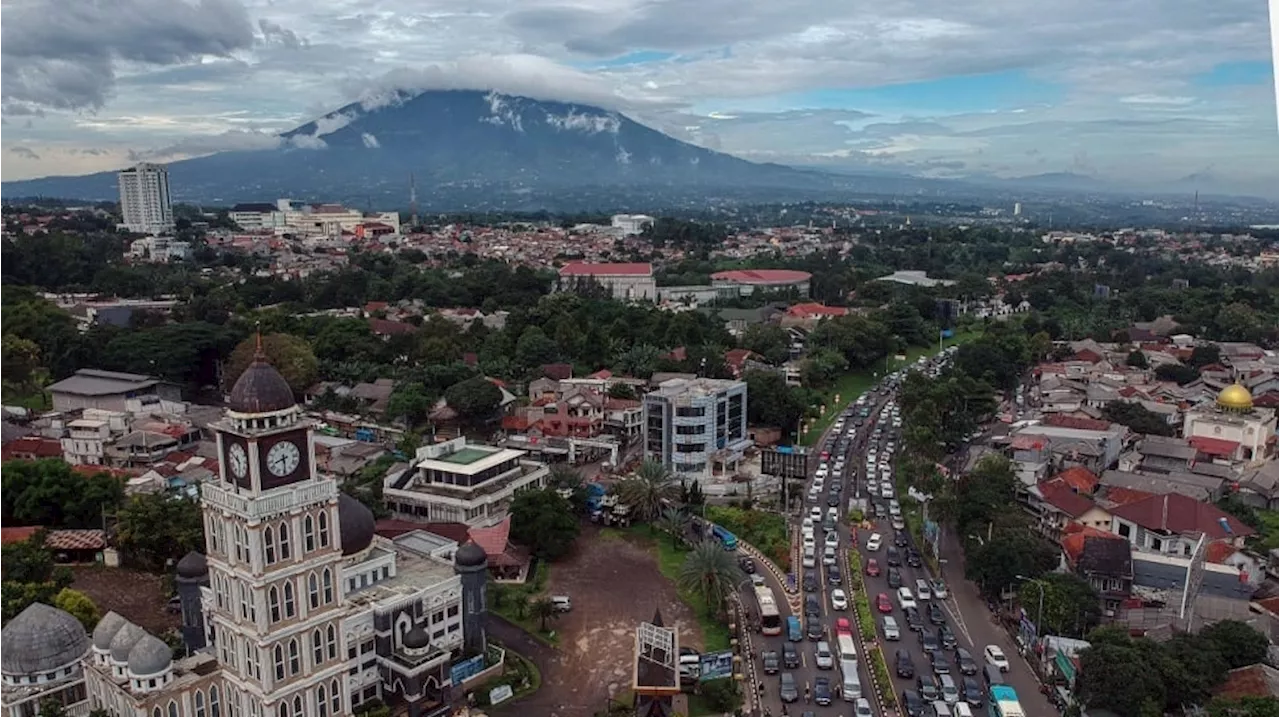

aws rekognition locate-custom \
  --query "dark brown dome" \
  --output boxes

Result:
[228,357,295,414]
[175,551,208,578]
[454,541,488,568]
[338,493,376,556]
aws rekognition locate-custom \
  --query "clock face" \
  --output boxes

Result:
[228,444,248,478]
[266,441,302,477]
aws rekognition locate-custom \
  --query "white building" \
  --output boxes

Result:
[385,438,549,527]
[128,237,191,263]
[117,163,174,235]
[643,377,751,481]
[557,262,657,302]
[1183,384,1277,465]
[610,214,655,235]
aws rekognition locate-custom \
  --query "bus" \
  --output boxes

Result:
[711,525,738,550]
[754,585,782,636]
[988,685,1026,717]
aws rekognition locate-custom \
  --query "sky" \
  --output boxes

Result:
[1,0,1277,197]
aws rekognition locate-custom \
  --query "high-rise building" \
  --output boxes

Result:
[643,377,750,481]
[117,163,174,235]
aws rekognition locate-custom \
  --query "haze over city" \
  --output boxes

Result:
[1,0,1277,198]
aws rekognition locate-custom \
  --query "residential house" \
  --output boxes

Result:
[1061,525,1134,615]
[1031,468,1110,540]
[1098,469,1225,503]
[1109,492,1255,556]
[1237,460,1279,510]
[1212,664,1279,702]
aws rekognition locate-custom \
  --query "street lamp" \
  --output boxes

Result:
[1016,574,1046,646]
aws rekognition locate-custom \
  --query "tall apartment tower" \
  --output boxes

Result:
[117,162,174,234]
[202,340,352,717]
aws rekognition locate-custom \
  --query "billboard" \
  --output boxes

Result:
[761,447,809,480]
[698,650,735,682]
[450,655,486,685]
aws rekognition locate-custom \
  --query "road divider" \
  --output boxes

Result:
[847,547,899,713]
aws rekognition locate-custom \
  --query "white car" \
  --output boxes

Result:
[891,515,906,531]
[897,587,917,611]
[825,531,840,548]
[803,533,816,549]
[854,697,874,717]
[803,549,817,569]
[867,482,880,498]
[880,481,894,496]
[810,506,824,521]
[984,645,1010,672]
[751,574,767,586]
[827,507,840,521]
[830,588,848,610]
[866,533,883,552]
[802,516,815,531]
[915,578,932,601]
[823,546,837,565]
[889,500,902,516]
[931,579,948,599]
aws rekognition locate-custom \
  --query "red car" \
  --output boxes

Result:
[876,593,894,614]
[835,617,853,637]
[865,558,881,577]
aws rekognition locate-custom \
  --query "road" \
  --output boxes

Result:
[746,351,1055,716]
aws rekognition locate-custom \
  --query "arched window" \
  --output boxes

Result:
[308,573,319,609]
[169,701,179,717]
[322,569,333,603]
[318,511,330,547]
[279,521,292,560]
[273,645,285,680]
[277,703,289,717]
[288,638,300,675]
[282,581,295,618]
[292,696,303,717]
[326,624,337,660]
[210,685,221,717]
[317,685,328,717]
[268,587,281,623]
[330,679,341,714]
[304,515,315,552]
[312,629,324,666]
[263,525,276,564]
[154,708,163,717]
[195,690,207,717]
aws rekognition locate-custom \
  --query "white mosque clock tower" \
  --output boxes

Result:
[202,338,351,717]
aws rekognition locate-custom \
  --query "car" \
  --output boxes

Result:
[854,697,874,717]
[762,650,779,674]
[827,493,841,507]
[828,565,843,585]
[802,550,816,569]
[931,578,948,599]
[901,690,925,717]
[882,616,901,640]
[954,648,979,676]
[779,672,799,703]
[919,629,940,653]
[783,643,800,668]
[891,515,906,531]
[906,548,923,568]
[809,506,823,521]
[939,674,960,705]
[815,641,834,670]
[897,587,917,611]
[867,482,880,498]
[887,567,904,589]
[864,558,881,577]
[984,645,1009,672]
[916,579,933,601]
[831,589,848,611]
[823,546,837,565]
[827,507,841,521]
[822,516,838,533]
[814,676,833,706]
[895,649,916,678]
[881,481,894,496]
[803,533,817,549]
[889,500,902,516]
[807,618,824,641]
[938,623,957,650]
[803,571,818,593]
[930,649,951,676]
[886,547,902,567]
[835,617,853,637]
[917,674,941,702]
[739,557,756,573]
[751,574,766,587]
[805,595,821,618]
[802,516,815,531]
[928,602,946,625]
[825,531,840,548]
[866,533,883,551]
[905,606,924,632]
[874,503,888,519]
[894,530,910,547]
[962,676,984,707]
[871,591,892,613]
[551,595,573,612]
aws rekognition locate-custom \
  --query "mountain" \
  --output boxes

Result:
[1,90,838,209]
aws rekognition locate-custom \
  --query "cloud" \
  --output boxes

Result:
[257,19,307,49]
[8,146,41,160]
[1,0,256,112]
[134,129,283,159]
[361,132,380,148]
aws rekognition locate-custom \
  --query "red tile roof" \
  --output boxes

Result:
[1010,435,1048,451]
[1053,466,1101,493]
[1,437,63,460]
[785,302,849,318]
[1,526,41,545]
[1254,596,1280,617]
[1038,480,1099,518]
[1188,436,1240,457]
[588,369,612,379]
[368,318,418,336]
[467,516,512,557]
[1103,486,1155,506]
[1044,415,1113,431]
[45,529,106,551]
[1205,540,1241,564]
[710,269,812,285]
[1213,664,1279,701]
[1061,525,1121,564]
[558,262,652,277]
[1109,492,1254,539]
[374,519,472,545]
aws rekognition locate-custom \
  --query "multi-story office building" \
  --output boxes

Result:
[557,262,657,302]
[385,437,549,527]
[117,163,174,235]
[643,377,751,481]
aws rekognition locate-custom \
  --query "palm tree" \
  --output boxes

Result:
[678,540,745,610]
[656,507,691,547]
[617,460,680,524]
[529,596,560,632]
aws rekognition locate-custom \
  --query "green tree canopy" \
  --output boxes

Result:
[509,489,580,560]
[443,376,503,422]
[1016,573,1102,638]
[53,587,101,631]
[222,332,319,394]
[1,459,125,529]
[115,494,205,572]
[1102,401,1175,437]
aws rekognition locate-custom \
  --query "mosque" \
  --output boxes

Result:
[1183,383,1278,464]
[2,347,493,717]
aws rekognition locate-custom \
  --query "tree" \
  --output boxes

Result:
[678,540,744,609]
[743,369,807,434]
[443,377,503,423]
[38,698,68,717]
[2,459,125,529]
[1016,573,1101,638]
[222,333,319,395]
[385,383,435,426]
[1155,363,1200,385]
[1126,350,1149,368]
[1198,620,1271,669]
[1102,401,1174,437]
[656,507,691,548]
[1188,344,1222,369]
[1,533,73,622]
[509,489,580,560]
[115,494,205,572]
[617,460,680,524]
[1,334,43,390]
[739,324,791,365]
[53,588,101,631]
[528,596,560,632]
[1077,641,1167,717]
[606,382,637,400]
[1208,696,1280,717]
[514,326,559,371]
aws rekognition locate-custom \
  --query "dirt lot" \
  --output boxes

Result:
[70,565,180,636]
[517,525,701,716]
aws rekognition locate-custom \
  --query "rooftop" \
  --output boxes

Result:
[47,369,161,397]
[558,262,653,277]
[711,269,812,284]
[1109,492,1254,540]
[343,543,457,607]
[647,377,745,399]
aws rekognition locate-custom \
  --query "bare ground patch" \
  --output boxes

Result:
[69,565,179,636]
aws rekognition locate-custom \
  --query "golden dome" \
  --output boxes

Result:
[1216,383,1253,411]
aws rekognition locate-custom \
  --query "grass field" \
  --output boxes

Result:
[799,330,982,445]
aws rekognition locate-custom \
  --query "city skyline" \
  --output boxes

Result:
[1,0,1276,197]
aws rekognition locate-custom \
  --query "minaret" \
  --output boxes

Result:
[453,541,490,655]
[202,349,351,717]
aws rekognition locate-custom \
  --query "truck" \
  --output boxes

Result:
[836,633,859,662]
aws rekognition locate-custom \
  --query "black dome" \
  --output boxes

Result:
[175,551,208,578]
[228,355,295,414]
[338,493,375,556]
[403,624,429,649]
[454,541,487,568]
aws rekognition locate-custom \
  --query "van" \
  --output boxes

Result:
[551,595,572,612]
[786,615,803,642]
[982,664,1006,688]
[897,587,917,611]
[839,658,862,700]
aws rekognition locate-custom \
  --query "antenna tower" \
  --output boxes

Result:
[410,173,419,228]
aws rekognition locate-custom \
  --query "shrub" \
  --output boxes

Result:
[870,649,897,708]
